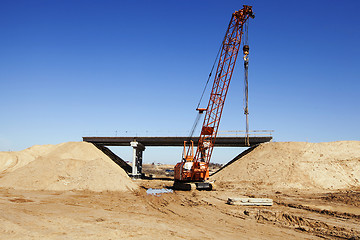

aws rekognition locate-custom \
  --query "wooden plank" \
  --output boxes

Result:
[227,197,273,206]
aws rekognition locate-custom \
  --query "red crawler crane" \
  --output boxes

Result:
[174,5,255,190]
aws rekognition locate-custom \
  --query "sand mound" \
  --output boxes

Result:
[0,142,137,192]
[212,141,360,191]
[0,144,57,174]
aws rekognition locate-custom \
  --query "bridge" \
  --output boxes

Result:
[82,136,272,178]
[82,136,272,147]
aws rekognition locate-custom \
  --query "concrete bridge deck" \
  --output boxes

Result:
[82,136,272,147]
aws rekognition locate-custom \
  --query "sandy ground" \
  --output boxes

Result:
[0,141,359,239]
[0,181,359,239]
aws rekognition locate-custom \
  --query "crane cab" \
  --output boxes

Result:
[174,141,210,182]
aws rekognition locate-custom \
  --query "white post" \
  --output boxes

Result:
[130,141,145,178]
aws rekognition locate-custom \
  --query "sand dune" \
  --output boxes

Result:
[0,142,137,192]
[212,141,360,191]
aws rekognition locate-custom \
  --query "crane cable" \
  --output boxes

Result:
[187,41,223,141]
[196,41,223,110]
[243,20,250,146]
[184,41,223,160]
[183,25,229,161]
[189,21,251,146]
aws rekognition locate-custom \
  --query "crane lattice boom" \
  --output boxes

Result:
[174,5,255,183]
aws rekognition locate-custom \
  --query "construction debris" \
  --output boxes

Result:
[227,197,273,206]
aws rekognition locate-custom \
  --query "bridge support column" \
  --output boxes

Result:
[130,141,145,178]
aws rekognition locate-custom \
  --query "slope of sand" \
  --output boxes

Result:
[212,141,360,191]
[0,144,57,174]
[0,142,137,192]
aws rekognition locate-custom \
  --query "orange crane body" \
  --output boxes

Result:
[174,5,255,185]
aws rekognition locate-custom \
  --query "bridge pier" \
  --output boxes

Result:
[130,141,145,178]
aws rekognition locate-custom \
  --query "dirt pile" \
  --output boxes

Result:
[0,142,137,192]
[212,141,360,191]
[0,144,57,174]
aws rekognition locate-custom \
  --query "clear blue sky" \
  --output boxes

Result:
[1,0,359,163]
